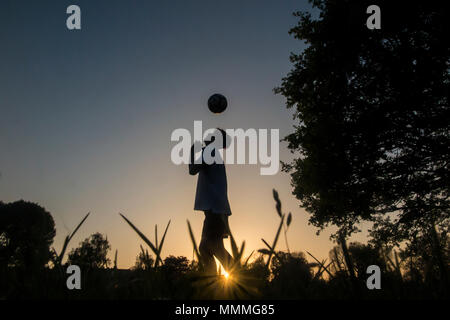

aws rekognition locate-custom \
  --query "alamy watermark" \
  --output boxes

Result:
[66,4,380,31]
[66,265,81,290]
[170,121,280,175]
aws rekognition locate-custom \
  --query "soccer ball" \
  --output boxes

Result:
[208,93,228,114]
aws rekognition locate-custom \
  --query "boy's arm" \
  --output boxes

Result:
[189,143,203,175]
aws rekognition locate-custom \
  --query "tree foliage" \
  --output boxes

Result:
[276,0,449,240]
[0,200,56,270]
[67,233,111,269]
[162,255,190,274]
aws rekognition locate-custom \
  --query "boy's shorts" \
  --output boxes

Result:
[201,211,230,240]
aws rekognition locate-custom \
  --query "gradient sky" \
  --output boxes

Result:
[0,0,370,268]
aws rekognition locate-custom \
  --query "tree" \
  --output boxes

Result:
[67,233,111,269]
[276,0,449,242]
[268,251,314,298]
[0,200,56,270]
[162,255,190,274]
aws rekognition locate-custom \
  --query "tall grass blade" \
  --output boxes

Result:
[264,214,284,268]
[287,212,292,227]
[57,212,90,264]
[243,251,254,266]
[307,251,334,279]
[69,212,90,242]
[258,248,271,255]
[229,232,240,260]
[158,220,171,252]
[261,238,282,264]
[261,238,272,251]
[119,213,161,265]
[238,241,246,261]
[272,189,282,217]
[313,263,323,280]
[155,220,171,267]
[155,225,158,250]
[58,236,70,265]
[187,220,201,263]
[271,214,284,251]
[333,248,343,273]
[313,261,333,280]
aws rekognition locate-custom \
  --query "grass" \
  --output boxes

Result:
[187,219,202,268]
[53,212,90,266]
[1,190,447,300]
[120,213,171,268]
[258,189,290,270]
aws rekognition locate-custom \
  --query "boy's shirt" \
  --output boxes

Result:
[189,145,232,215]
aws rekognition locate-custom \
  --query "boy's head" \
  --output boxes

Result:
[204,128,230,149]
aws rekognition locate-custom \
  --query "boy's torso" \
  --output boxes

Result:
[194,163,231,215]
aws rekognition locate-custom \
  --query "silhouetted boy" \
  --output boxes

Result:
[189,128,233,275]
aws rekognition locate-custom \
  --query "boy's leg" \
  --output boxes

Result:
[199,238,217,275]
[200,235,232,273]
[210,213,233,272]
[199,211,218,275]
[212,238,233,271]
[199,211,234,274]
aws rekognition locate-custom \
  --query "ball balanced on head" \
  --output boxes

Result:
[208,93,228,114]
